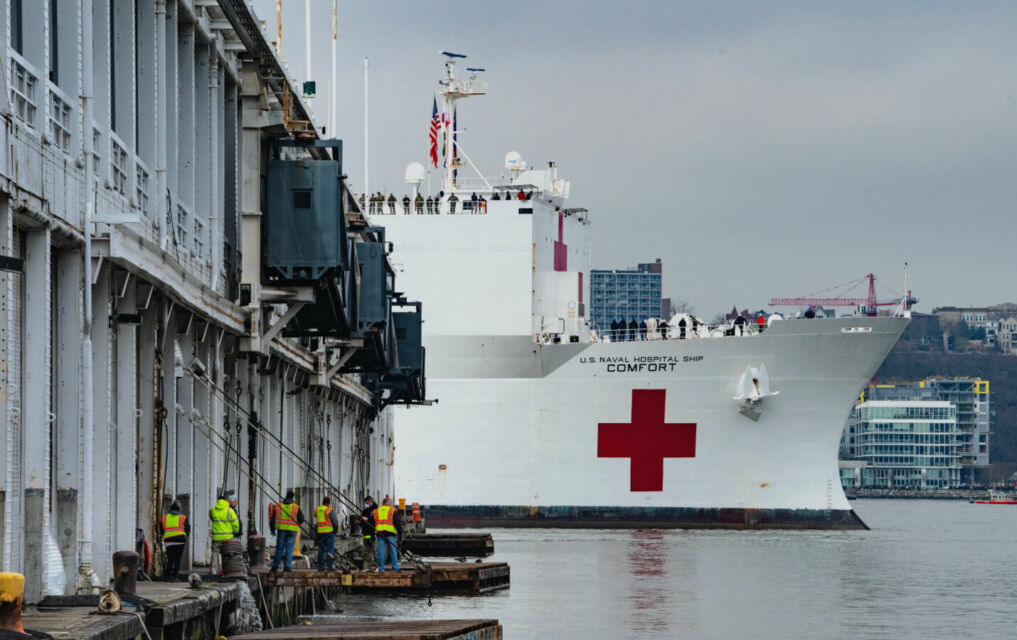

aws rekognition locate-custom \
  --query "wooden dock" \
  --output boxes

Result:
[231,618,502,640]
[256,562,510,594]
[402,533,494,558]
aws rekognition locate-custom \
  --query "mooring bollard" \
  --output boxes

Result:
[0,572,25,634]
[248,535,266,568]
[112,551,140,596]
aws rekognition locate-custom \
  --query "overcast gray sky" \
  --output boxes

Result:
[254,1,1016,317]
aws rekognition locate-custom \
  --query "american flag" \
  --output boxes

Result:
[429,98,440,167]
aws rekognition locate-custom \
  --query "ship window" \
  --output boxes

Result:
[293,190,312,209]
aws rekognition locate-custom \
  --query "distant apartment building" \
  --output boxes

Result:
[841,378,990,489]
[933,305,1017,353]
[589,259,663,334]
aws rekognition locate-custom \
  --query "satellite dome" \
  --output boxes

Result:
[504,151,523,171]
[404,162,426,184]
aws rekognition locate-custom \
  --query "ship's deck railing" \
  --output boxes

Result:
[361,199,496,215]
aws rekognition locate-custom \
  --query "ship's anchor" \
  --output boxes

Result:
[733,363,780,421]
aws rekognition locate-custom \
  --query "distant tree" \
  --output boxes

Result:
[969,326,986,341]
[711,312,727,325]
[674,300,696,316]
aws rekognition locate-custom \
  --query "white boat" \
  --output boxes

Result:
[374,55,908,529]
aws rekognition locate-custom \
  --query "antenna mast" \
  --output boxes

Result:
[437,53,486,195]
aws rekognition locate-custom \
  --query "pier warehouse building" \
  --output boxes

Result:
[0,0,425,601]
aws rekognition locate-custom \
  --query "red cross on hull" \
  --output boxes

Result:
[597,389,697,492]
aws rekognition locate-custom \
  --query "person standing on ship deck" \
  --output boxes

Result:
[639,320,647,341]
[678,316,687,339]
[449,193,459,213]
[426,195,434,214]
[610,319,619,342]
[388,193,397,214]
[160,501,189,581]
[415,193,424,213]
[269,490,304,573]
[628,318,638,342]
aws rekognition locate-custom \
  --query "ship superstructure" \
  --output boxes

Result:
[379,55,909,529]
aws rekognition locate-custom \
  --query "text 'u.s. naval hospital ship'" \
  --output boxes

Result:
[374,54,909,529]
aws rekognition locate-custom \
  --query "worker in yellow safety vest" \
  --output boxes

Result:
[208,494,240,575]
[373,497,401,572]
[159,501,190,581]
[269,490,304,572]
[315,496,340,570]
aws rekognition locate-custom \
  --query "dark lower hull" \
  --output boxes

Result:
[422,505,869,530]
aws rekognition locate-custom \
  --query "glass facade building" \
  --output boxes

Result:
[589,260,663,336]
[843,401,961,489]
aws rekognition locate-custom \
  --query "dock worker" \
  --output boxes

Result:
[160,501,190,581]
[269,490,304,573]
[209,494,240,574]
[227,493,243,539]
[359,496,377,570]
[315,497,340,571]
[374,497,401,572]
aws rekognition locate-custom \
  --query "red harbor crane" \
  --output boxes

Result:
[769,273,917,316]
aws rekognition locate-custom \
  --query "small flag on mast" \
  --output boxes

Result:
[429,97,440,167]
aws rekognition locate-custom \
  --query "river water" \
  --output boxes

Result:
[320,500,1016,639]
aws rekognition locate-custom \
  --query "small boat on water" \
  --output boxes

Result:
[975,490,1017,504]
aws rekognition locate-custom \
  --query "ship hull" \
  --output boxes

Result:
[393,316,907,529]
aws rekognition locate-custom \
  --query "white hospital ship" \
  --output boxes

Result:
[375,55,908,529]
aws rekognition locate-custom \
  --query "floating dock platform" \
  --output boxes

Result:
[257,562,510,594]
[402,533,494,558]
[232,619,503,640]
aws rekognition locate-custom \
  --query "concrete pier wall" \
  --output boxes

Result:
[0,0,399,601]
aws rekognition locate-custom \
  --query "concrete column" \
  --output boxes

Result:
[53,250,82,594]
[161,304,177,496]
[22,229,51,602]
[0,198,11,569]
[136,300,158,565]
[113,280,137,552]
[90,264,113,583]
[191,331,211,566]
[174,321,194,530]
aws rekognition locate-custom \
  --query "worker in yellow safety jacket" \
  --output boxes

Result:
[160,501,190,581]
[208,494,240,575]
[373,497,401,572]
[269,490,304,572]
[314,497,340,570]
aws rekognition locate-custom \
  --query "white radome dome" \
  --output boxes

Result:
[404,162,426,184]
